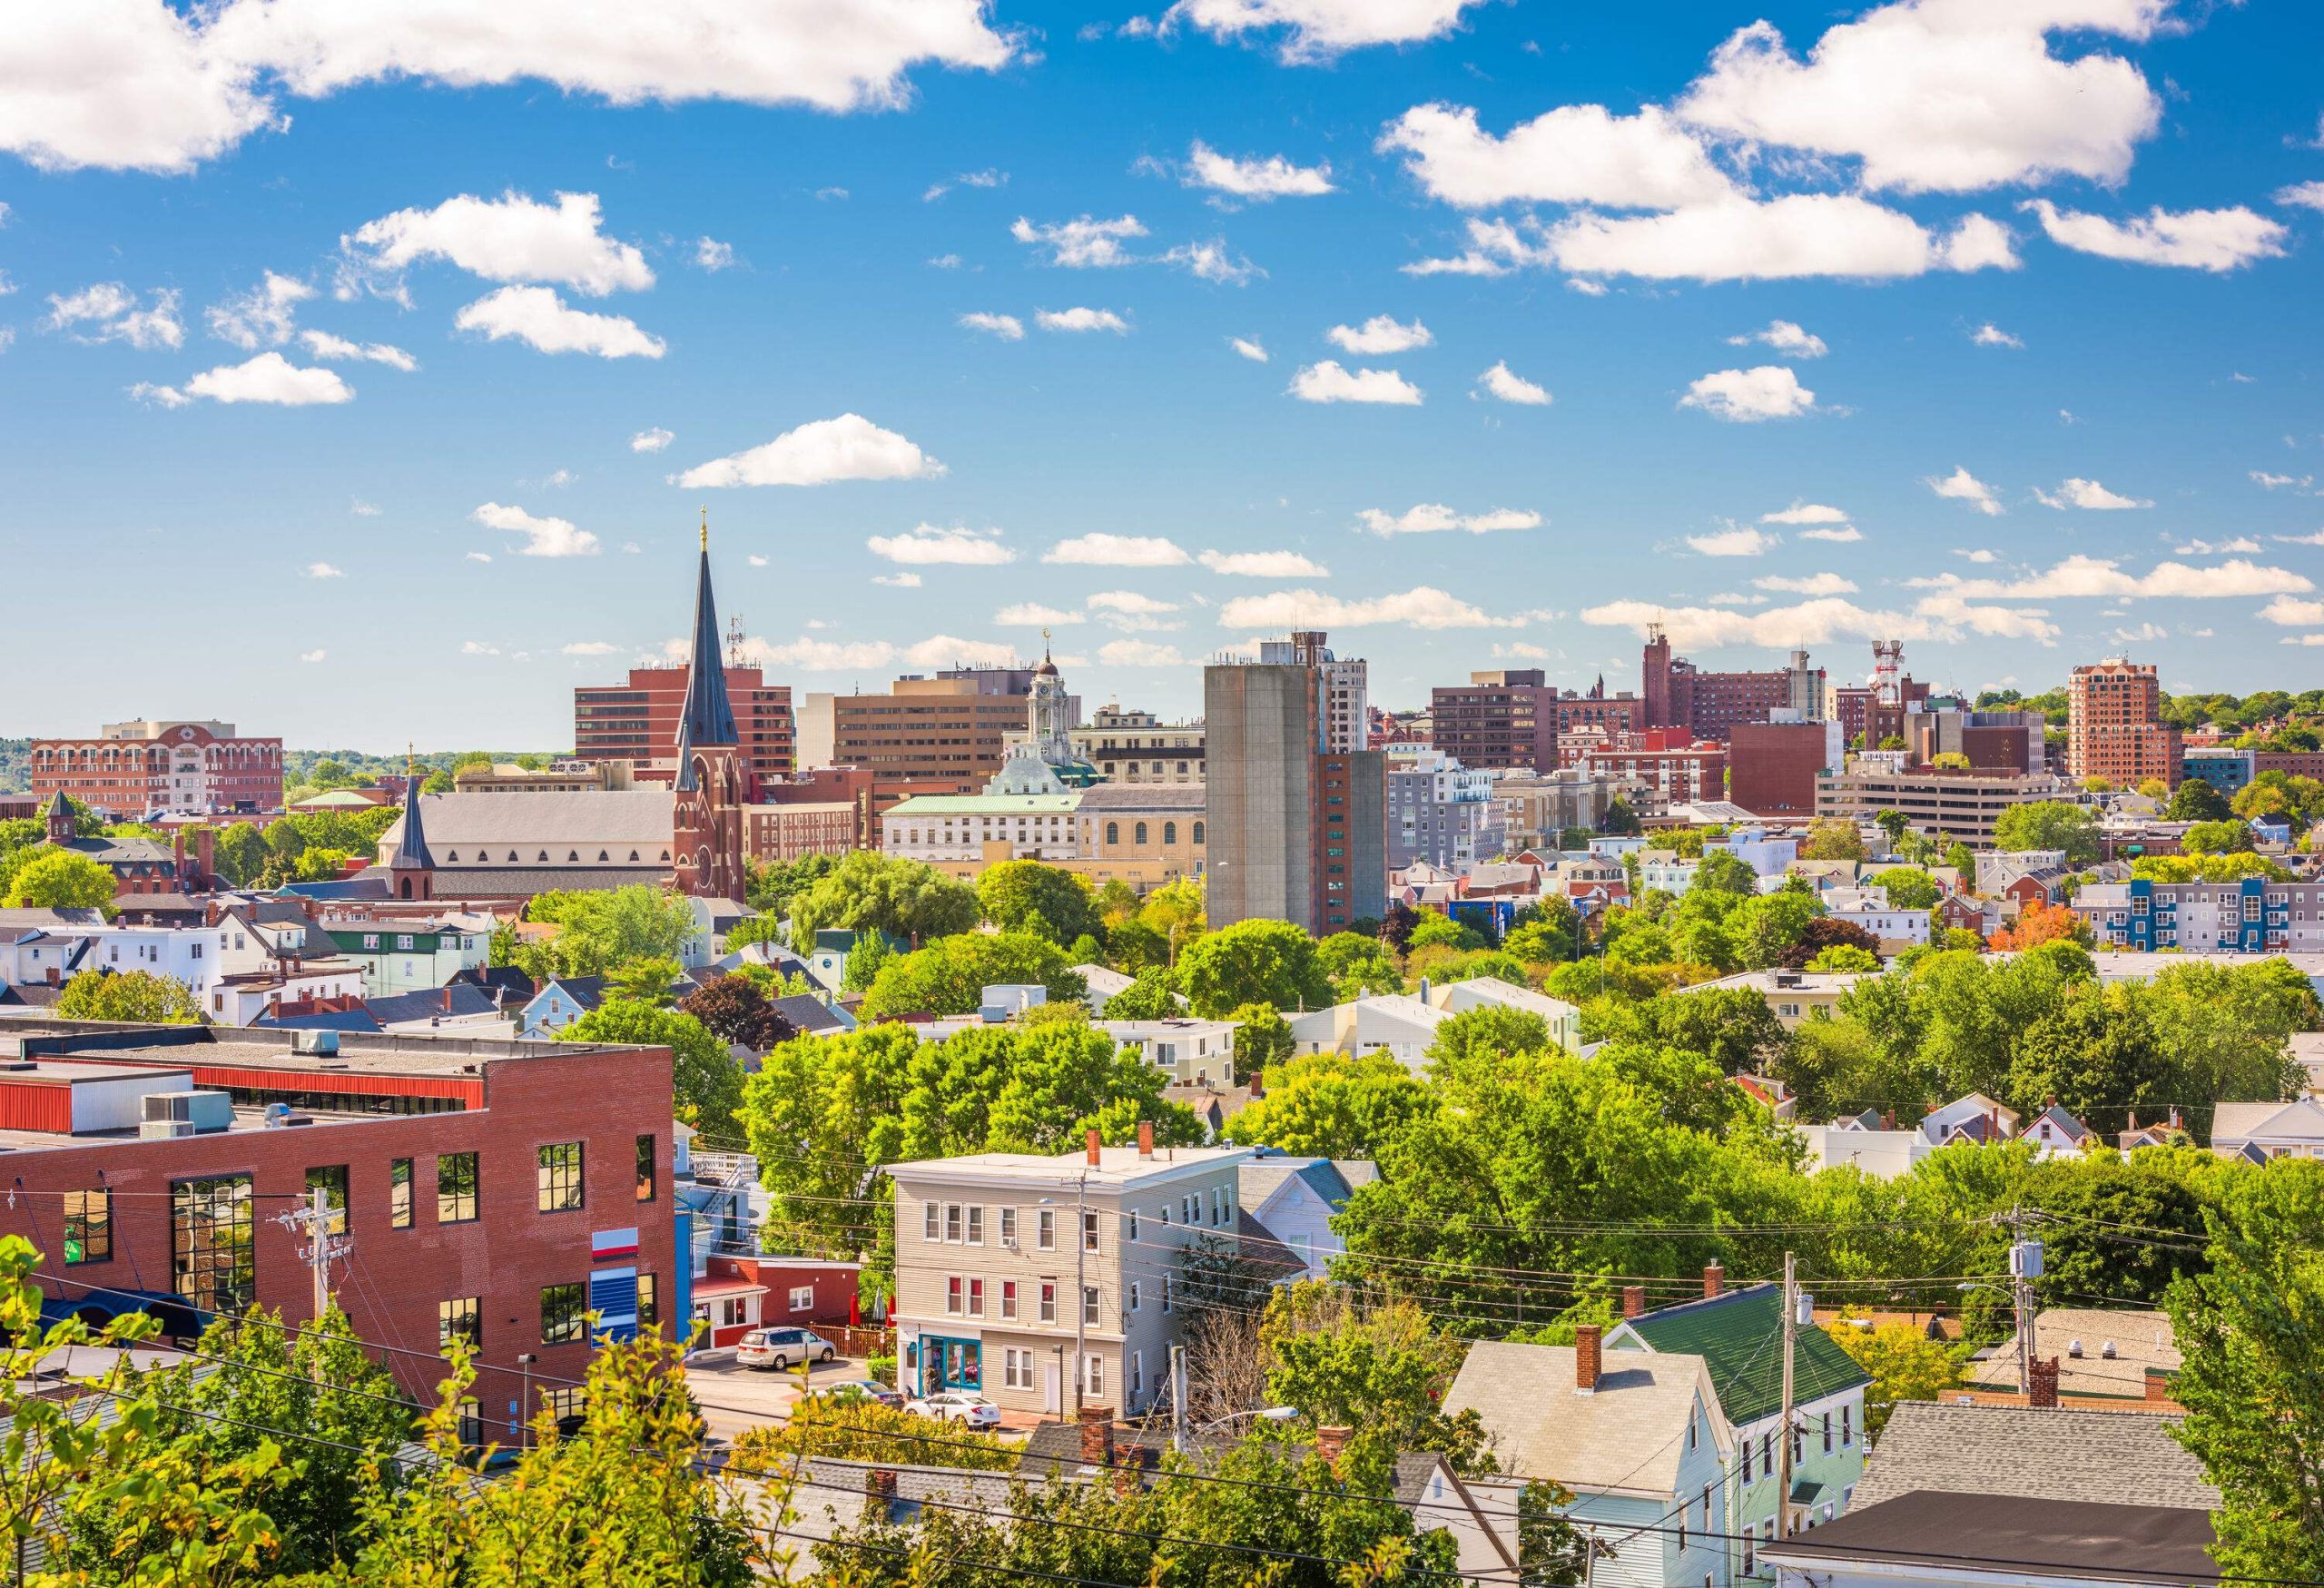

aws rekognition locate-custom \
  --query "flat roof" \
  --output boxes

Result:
[0,1021,651,1080]
[1761,1490,2217,1585]
[0,1099,377,1152]
[0,1061,191,1087]
[889,1143,1251,1189]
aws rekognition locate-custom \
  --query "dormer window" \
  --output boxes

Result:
[567,851,580,862]
[629,851,640,862]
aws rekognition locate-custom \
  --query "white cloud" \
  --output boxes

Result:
[927,253,964,270]
[1450,197,2018,283]
[343,191,651,296]
[1477,360,1551,405]
[1165,0,1493,61]
[866,524,1014,566]
[1217,585,1539,631]
[694,237,735,271]
[2276,181,2324,213]
[1492,643,1552,661]
[2022,200,2289,272]
[1326,314,1431,355]
[996,603,1085,626]
[1011,213,1147,267]
[740,636,901,670]
[1159,238,1259,285]
[1754,571,1856,596]
[1199,548,1329,577]
[1688,527,1777,557]
[304,561,343,579]
[2032,477,2150,510]
[1679,365,1815,422]
[472,501,599,557]
[350,498,380,516]
[1357,504,1540,537]
[1676,4,2164,195]
[1911,555,2312,601]
[1956,548,1998,564]
[2280,636,2324,648]
[465,551,493,564]
[2250,472,2311,491]
[904,635,1019,669]
[206,271,312,348]
[960,311,1026,340]
[2173,538,2260,556]
[1288,360,1423,405]
[1584,593,2060,650]
[1927,465,2004,516]
[747,555,769,567]
[1229,337,1269,362]
[2111,622,2168,644]
[872,572,923,587]
[47,282,184,349]
[462,640,501,656]
[1971,322,2023,349]
[132,350,354,407]
[562,641,620,656]
[454,286,665,358]
[630,427,674,453]
[1037,307,1130,333]
[1727,319,1826,359]
[679,413,944,488]
[924,168,1007,202]
[1377,102,1732,209]
[1798,525,1864,544]
[2260,597,2324,627]
[1089,589,1184,630]
[1183,140,1334,199]
[300,649,326,663]
[3,3,1015,174]
[1759,503,1843,527]
[2277,533,2324,549]
[1044,533,1192,567]
[1096,638,1189,666]
[299,329,417,370]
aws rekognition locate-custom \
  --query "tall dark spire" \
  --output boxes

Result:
[677,510,739,763]
[391,746,434,870]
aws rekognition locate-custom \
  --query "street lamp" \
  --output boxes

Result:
[1195,1406,1297,1435]
[516,1352,538,1449]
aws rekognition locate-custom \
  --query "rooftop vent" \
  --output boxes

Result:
[292,1030,340,1057]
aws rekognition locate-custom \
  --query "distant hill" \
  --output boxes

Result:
[0,741,567,797]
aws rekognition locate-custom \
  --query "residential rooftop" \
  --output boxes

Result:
[0,1019,627,1080]
[1851,1402,2217,1512]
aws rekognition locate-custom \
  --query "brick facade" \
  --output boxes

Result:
[574,666,795,792]
[32,722,282,820]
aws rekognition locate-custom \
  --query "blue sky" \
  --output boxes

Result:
[5,0,2322,750]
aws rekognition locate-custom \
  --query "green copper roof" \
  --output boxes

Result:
[884,794,1082,814]
[1608,1284,1868,1430]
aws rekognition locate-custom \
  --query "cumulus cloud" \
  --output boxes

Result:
[472,501,599,557]
[47,282,184,349]
[132,350,354,407]
[679,414,944,488]
[1096,638,1190,666]
[1688,527,1777,557]
[1199,548,1328,577]
[1088,589,1184,630]
[2250,472,2311,491]
[1357,504,1540,537]
[1761,502,1847,525]
[995,603,1084,626]
[0,3,1017,174]
[1971,322,2024,349]
[1288,360,1423,405]
[343,191,650,296]
[2032,477,2150,510]
[1164,0,1493,62]
[1037,307,1130,333]
[1326,314,1432,355]
[1011,213,1147,267]
[1927,465,2004,516]
[1159,238,1259,284]
[1910,555,2311,601]
[1182,140,1334,199]
[872,572,923,587]
[1726,319,1826,359]
[904,636,1019,669]
[1798,525,1864,544]
[1378,101,1732,209]
[300,648,326,663]
[562,641,620,656]
[1754,571,1856,596]
[1675,3,2164,195]
[2276,181,2324,213]
[2260,597,2324,627]
[1229,337,1269,362]
[454,286,665,358]
[460,641,502,656]
[1476,360,1551,405]
[866,524,1014,566]
[630,427,674,452]
[2022,200,2289,272]
[299,330,417,369]
[2174,538,2260,557]
[205,271,312,347]
[694,237,735,271]
[924,168,1007,202]
[304,561,343,579]
[1217,585,1539,631]
[1043,533,1192,567]
[1679,365,1815,421]
[1583,593,2060,650]
[959,311,1025,340]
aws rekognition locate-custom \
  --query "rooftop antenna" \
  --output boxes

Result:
[726,614,748,666]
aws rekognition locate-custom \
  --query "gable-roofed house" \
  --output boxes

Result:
[2209,1096,2324,1160]
[517,975,608,1039]
[2015,1100,2095,1161]
[1236,1153,1367,1281]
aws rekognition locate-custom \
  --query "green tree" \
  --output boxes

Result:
[2181,818,2255,856]
[527,884,700,977]
[209,823,270,887]
[1944,840,1976,876]
[4,848,117,913]
[1615,985,1790,1077]
[1808,943,1882,973]
[54,969,202,1023]
[744,851,838,918]
[1991,800,2102,866]
[1827,1321,1965,1435]
[1178,919,1332,1017]
[1598,799,1641,836]
[730,1394,1017,1474]
[558,1001,743,1131]
[2167,777,2233,823]
[840,928,894,992]
[854,931,1087,1019]
[1221,1050,1439,1160]
[1228,1001,1294,1083]
[1868,867,1941,910]
[975,859,1101,945]
[788,851,980,947]
[1316,931,1407,996]
[1406,912,1484,953]
[1690,850,1760,899]
[1801,817,1866,862]
[1101,965,1181,1020]
[1260,1282,1493,1475]
[605,954,683,1005]
[1874,809,1912,853]
[1728,887,1825,971]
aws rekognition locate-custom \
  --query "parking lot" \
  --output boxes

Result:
[685,1352,872,1445]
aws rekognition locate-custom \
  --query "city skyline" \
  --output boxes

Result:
[6,1,2324,750]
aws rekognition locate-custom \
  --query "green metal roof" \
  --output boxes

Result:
[1608,1284,1869,1430]
[882,794,1082,814]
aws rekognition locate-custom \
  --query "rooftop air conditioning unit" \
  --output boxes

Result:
[292,1030,340,1057]
[141,1089,233,1137]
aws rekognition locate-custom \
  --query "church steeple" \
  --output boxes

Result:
[670,517,749,900]
[676,510,739,770]
[389,746,434,900]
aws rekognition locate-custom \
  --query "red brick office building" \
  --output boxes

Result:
[31,721,282,820]
[574,666,795,794]
[0,1022,678,1441]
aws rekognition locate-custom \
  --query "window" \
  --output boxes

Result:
[1082,1286,1100,1327]
[541,1283,586,1346]
[1162,1276,1172,1314]
[1790,1424,1803,1464]
[945,1204,963,1243]
[456,1398,485,1447]
[1128,1281,1141,1313]
[639,1273,659,1327]
[172,1175,255,1313]
[924,1203,941,1242]
[1841,1405,1853,1445]
[1821,1412,1833,1454]
[1039,1282,1058,1324]
[969,1278,986,1317]
[438,1297,482,1353]
[305,1164,350,1236]
[1134,823,1148,845]
[1192,822,1204,844]
[1082,1355,1103,1397]
[1211,1186,1225,1226]
[1001,1281,1019,1319]
[1678,1512,1688,1551]
[388,1159,413,1230]
[1760,1432,1772,1475]
[1131,1350,1144,1396]
[63,1189,111,1265]
[537,1142,585,1213]
[1037,1208,1057,1249]
[1743,1534,1756,1577]
[545,1386,586,1433]
[635,1134,656,1202]
[1106,822,1120,845]
[1741,1436,1753,1484]
[1005,1347,1034,1390]
[946,1277,964,1315]
[1000,1207,1018,1246]
[967,1206,984,1245]
[1082,1211,1099,1253]
[1163,822,1177,845]
[789,1286,816,1313]
[438,1153,479,1223]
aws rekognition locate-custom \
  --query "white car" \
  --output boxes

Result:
[908,1390,1000,1428]
[734,1327,838,1371]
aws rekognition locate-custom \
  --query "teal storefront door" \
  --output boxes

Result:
[909,1335,983,1395]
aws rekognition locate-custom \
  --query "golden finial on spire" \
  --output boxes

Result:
[406,742,415,778]
[700,506,709,551]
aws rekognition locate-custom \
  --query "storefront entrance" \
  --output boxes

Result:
[910,1334,983,1395]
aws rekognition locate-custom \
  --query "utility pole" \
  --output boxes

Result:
[1170,1344,1188,1455]
[1073,1166,1089,1413]
[1777,1250,1797,1543]
[2008,1209,2043,1400]
[274,1185,345,1330]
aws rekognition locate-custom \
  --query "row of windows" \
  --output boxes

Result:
[921,1186,1237,1252]
[448,1276,661,1354]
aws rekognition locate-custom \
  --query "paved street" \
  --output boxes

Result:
[686,1354,869,1445]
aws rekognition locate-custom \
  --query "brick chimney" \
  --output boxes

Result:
[1621,1285,1645,1319]
[2126,1109,2138,1133]
[2143,1369,2173,1405]
[1574,1324,1602,1393]
[1247,1068,1265,1100]
[1316,1425,1352,1465]
[1703,1262,1725,1299]
[2027,1356,2061,1409]
[195,826,214,887]
[1078,1405,1115,1468]
[441,985,453,1013]
[1137,1119,1154,1160]
[865,1467,898,1502]
[1086,1127,1102,1168]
